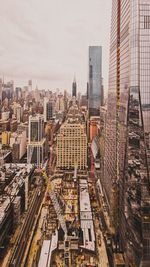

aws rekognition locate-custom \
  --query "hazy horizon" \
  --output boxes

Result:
[0,0,111,94]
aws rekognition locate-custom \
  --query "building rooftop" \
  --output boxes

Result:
[0,164,34,225]
[79,179,95,252]
[38,231,58,267]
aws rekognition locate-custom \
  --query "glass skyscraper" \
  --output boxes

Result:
[88,46,102,117]
[103,1,150,266]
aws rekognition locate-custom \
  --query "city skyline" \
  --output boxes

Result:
[0,0,111,92]
[0,1,150,266]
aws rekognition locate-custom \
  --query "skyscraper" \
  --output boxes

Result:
[28,80,32,92]
[103,1,150,266]
[72,77,77,97]
[88,46,102,117]
[27,114,47,166]
[55,94,65,113]
[56,105,87,170]
[29,114,44,143]
[44,98,54,122]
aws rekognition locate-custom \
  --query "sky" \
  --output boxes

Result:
[0,0,112,93]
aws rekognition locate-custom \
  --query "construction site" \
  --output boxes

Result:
[0,104,112,267]
[25,168,109,267]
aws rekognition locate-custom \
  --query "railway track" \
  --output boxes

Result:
[8,187,43,267]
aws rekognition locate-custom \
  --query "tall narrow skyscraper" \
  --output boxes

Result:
[27,114,47,166]
[72,77,77,97]
[44,97,54,122]
[28,80,32,92]
[88,46,102,117]
[103,1,150,266]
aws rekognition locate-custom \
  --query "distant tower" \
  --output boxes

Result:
[28,80,32,92]
[72,76,77,97]
[44,97,54,122]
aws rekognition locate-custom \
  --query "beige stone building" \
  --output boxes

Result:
[57,119,87,170]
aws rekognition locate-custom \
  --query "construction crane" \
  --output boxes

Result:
[42,171,71,267]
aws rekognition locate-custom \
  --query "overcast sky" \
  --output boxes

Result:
[0,0,112,93]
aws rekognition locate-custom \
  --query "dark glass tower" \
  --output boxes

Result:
[72,77,77,97]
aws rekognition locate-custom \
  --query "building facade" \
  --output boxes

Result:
[72,77,77,98]
[27,114,47,166]
[44,98,54,122]
[57,120,87,170]
[55,94,65,113]
[29,114,44,143]
[88,46,102,117]
[103,1,150,266]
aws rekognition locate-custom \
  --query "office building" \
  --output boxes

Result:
[28,80,32,92]
[44,98,54,122]
[103,1,150,266]
[89,116,99,141]
[2,131,11,145]
[80,94,88,108]
[27,114,47,166]
[1,112,10,121]
[13,103,23,123]
[57,108,87,170]
[55,94,65,113]
[2,81,14,101]
[15,87,22,100]
[72,77,77,97]
[12,131,27,162]
[29,114,44,143]
[88,46,102,117]
[10,119,17,132]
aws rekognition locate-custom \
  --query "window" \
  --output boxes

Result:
[89,65,93,78]
[144,16,150,29]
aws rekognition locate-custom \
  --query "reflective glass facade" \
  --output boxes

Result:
[140,1,150,134]
[88,46,102,116]
[103,1,150,266]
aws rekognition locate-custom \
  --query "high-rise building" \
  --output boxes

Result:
[55,94,65,113]
[44,98,54,122]
[103,1,150,266]
[12,103,23,123]
[15,87,22,100]
[28,80,32,92]
[88,46,102,117]
[29,114,44,143]
[72,77,77,97]
[2,81,14,101]
[27,114,47,166]
[12,130,27,162]
[57,107,87,170]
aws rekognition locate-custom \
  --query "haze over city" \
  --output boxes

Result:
[0,0,111,91]
[0,1,150,267]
